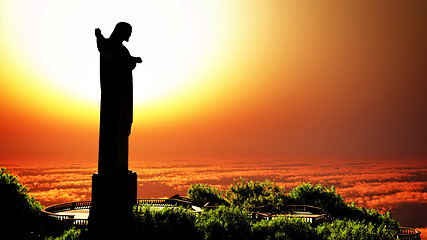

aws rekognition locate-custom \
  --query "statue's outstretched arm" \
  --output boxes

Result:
[95,28,103,38]
[96,28,119,63]
[95,28,107,53]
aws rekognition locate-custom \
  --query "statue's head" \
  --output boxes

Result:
[110,22,132,42]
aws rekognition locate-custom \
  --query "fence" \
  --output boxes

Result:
[41,198,193,227]
[41,201,91,226]
[251,205,328,224]
[396,227,421,240]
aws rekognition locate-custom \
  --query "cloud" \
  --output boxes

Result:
[415,227,426,240]
[351,192,427,211]
[3,158,426,228]
[29,188,91,206]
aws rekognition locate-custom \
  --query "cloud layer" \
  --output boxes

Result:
[2,158,426,228]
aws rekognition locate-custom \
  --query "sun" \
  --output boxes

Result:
[36,1,222,105]
[0,0,230,124]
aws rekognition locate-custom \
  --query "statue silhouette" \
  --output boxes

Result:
[95,22,142,175]
[89,22,141,238]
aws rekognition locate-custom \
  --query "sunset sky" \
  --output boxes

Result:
[1,1,427,234]
[1,0,427,161]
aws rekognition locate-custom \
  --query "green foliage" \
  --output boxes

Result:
[133,205,200,240]
[343,203,399,228]
[132,178,403,240]
[186,180,400,239]
[225,178,287,208]
[195,206,252,240]
[44,228,88,240]
[288,183,347,216]
[316,219,397,240]
[188,183,229,206]
[0,167,43,239]
[287,182,398,228]
[252,217,320,240]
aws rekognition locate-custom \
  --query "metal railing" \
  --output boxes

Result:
[43,201,92,213]
[136,198,193,207]
[41,201,92,226]
[252,205,325,214]
[42,198,194,226]
[251,205,327,223]
[396,227,421,240]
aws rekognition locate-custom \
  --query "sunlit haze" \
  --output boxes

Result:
[0,1,235,123]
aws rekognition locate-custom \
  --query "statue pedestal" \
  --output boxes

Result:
[89,171,137,238]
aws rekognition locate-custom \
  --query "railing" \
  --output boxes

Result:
[396,227,421,240]
[42,198,194,227]
[42,201,92,226]
[43,201,92,214]
[251,205,327,223]
[136,198,168,205]
[252,205,325,214]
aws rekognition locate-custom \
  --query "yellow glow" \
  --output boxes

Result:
[0,0,235,125]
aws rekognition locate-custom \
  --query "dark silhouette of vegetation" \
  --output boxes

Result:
[0,167,42,239]
[45,228,88,240]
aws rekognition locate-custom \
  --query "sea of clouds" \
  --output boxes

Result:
[3,158,426,237]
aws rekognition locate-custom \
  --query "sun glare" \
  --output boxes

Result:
[1,0,231,124]
[39,1,223,104]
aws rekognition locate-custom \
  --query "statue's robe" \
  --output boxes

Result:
[96,35,136,174]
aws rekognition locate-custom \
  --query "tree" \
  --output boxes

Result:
[0,167,42,239]
[288,182,398,228]
[187,183,228,206]
[225,178,287,208]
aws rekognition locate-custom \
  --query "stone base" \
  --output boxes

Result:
[89,171,137,238]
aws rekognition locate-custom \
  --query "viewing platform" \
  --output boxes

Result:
[251,205,328,224]
[41,200,421,240]
[396,227,421,240]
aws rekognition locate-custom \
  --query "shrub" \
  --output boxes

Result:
[344,203,399,228]
[133,205,200,240]
[131,180,401,239]
[287,182,398,228]
[195,206,252,240]
[316,219,397,240]
[187,183,228,206]
[45,227,88,240]
[225,178,287,209]
[252,217,321,240]
[0,167,42,239]
[287,182,347,216]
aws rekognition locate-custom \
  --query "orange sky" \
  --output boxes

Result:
[1,0,427,162]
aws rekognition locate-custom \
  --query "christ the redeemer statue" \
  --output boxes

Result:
[89,22,141,238]
[96,22,142,174]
